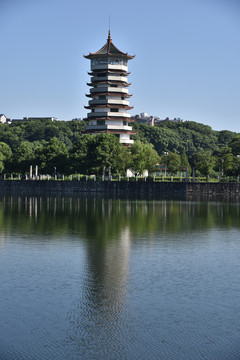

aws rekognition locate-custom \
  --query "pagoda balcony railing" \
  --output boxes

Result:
[87,112,130,118]
[86,125,133,131]
[91,76,128,83]
[90,87,128,94]
[91,64,128,72]
[89,99,130,106]
[120,138,134,144]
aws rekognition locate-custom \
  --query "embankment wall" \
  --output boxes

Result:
[0,180,239,200]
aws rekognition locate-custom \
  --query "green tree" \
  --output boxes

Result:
[37,137,69,174]
[69,135,92,174]
[130,140,160,175]
[12,141,35,173]
[115,146,131,175]
[180,149,191,174]
[162,152,181,175]
[229,136,240,156]
[86,134,124,175]
[215,147,234,176]
[190,150,215,176]
[0,142,12,160]
[0,142,12,173]
[231,155,240,176]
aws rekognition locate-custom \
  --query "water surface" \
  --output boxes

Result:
[0,196,240,359]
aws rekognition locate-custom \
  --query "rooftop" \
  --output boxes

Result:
[84,31,134,60]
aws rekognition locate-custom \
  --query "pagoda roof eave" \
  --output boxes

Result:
[84,53,135,60]
[85,104,134,110]
[87,81,131,87]
[85,92,132,98]
[88,71,131,76]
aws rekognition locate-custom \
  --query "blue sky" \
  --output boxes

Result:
[0,0,239,132]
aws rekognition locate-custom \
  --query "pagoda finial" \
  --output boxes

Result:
[108,29,112,42]
[107,29,112,53]
[108,14,111,39]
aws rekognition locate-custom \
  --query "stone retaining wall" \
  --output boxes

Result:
[0,180,239,200]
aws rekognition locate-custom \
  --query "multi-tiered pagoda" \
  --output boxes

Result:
[84,31,135,146]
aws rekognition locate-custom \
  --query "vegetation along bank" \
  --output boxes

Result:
[0,119,239,178]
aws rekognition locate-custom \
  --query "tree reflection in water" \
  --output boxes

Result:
[0,196,239,239]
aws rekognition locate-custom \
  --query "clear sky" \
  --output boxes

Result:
[0,0,239,132]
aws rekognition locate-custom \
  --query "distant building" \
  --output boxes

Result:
[0,114,7,123]
[84,31,135,146]
[132,114,184,126]
[140,112,149,118]
[133,114,154,125]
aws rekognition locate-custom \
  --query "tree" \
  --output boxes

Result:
[44,124,60,140]
[214,147,234,176]
[231,156,240,176]
[69,135,92,174]
[12,141,35,173]
[0,142,12,173]
[190,150,215,176]
[180,149,191,174]
[86,134,124,175]
[229,136,240,156]
[0,142,12,160]
[37,137,69,174]
[130,140,160,175]
[115,146,131,175]
[162,152,181,175]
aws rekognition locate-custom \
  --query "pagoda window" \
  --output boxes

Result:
[110,108,118,112]
[91,58,127,67]
[110,85,118,87]
[97,120,105,125]
[91,58,108,67]
[92,109,95,112]
[99,95,106,99]
[121,96,124,100]
[123,121,127,125]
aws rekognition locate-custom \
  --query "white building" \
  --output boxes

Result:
[84,31,135,146]
[0,114,7,123]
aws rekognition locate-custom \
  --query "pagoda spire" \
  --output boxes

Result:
[107,30,112,53]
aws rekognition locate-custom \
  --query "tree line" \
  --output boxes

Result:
[0,119,239,177]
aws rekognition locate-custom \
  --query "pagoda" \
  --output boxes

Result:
[84,31,135,146]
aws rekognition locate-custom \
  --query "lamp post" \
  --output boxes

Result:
[54,167,57,180]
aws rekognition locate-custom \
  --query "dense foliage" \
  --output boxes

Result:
[0,119,239,177]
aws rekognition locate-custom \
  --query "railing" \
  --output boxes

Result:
[1,174,239,183]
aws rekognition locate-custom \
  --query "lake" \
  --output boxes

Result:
[0,195,240,360]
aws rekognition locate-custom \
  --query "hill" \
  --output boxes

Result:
[132,121,238,156]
